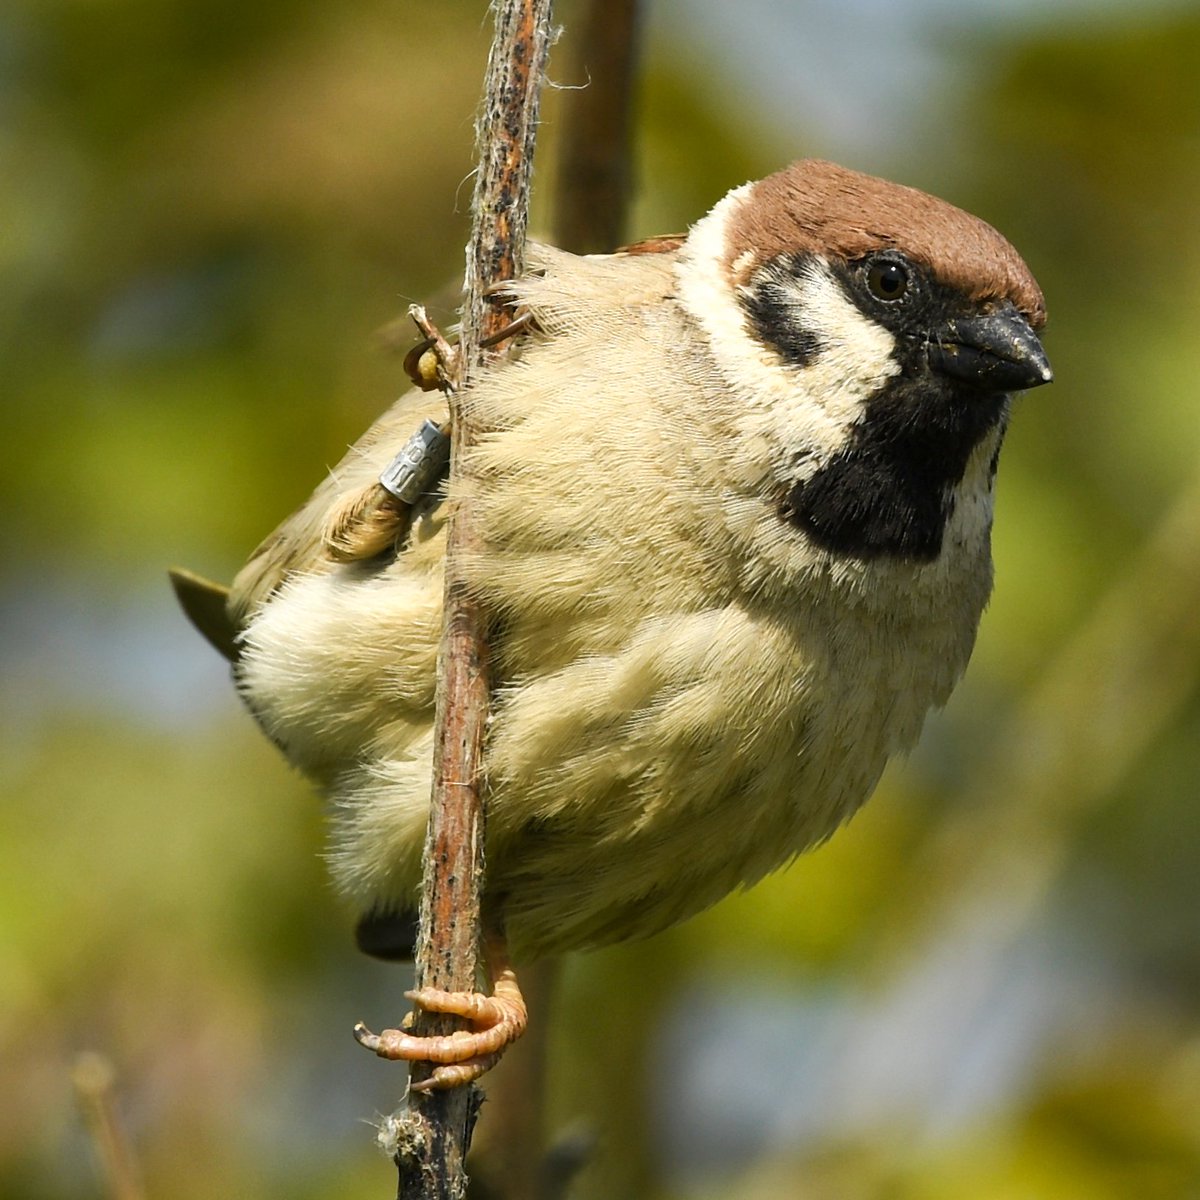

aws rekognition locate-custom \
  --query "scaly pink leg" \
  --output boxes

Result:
[354,935,527,1092]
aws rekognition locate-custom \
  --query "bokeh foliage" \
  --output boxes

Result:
[3,2,1199,1197]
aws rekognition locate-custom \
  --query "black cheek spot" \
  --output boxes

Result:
[740,274,825,367]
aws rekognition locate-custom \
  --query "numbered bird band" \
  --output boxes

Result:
[379,420,451,504]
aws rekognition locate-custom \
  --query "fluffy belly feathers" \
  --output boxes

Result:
[237,536,953,959]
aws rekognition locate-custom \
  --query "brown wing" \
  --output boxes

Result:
[616,234,687,256]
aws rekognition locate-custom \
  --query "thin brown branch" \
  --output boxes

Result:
[475,5,643,1195]
[469,960,558,1200]
[72,1053,145,1200]
[553,0,643,253]
[460,5,557,367]
[390,2,555,1197]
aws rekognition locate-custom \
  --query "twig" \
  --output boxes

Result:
[474,5,644,1195]
[389,2,555,1197]
[470,960,558,1200]
[459,5,556,368]
[553,0,644,254]
[72,1052,145,1200]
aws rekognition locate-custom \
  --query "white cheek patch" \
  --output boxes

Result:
[677,193,900,487]
[780,262,900,427]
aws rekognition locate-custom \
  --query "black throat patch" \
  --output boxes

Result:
[738,250,1012,563]
[780,374,1008,562]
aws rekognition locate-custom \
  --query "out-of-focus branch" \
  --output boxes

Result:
[874,464,1200,971]
[73,1053,145,1200]
[553,0,643,254]
[388,2,555,1198]
[468,962,559,1200]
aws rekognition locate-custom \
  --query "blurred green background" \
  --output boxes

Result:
[4,0,1200,1196]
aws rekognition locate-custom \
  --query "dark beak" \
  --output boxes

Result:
[927,304,1053,392]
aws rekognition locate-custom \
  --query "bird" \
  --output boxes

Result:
[171,159,1051,1089]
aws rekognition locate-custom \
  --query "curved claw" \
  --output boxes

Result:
[353,941,527,1091]
[409,1051,504,1093]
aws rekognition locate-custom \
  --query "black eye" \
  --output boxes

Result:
[866,258,910,303]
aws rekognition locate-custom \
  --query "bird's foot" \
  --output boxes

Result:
[403,305,461,393]
[402,304,534,393]
[354,958,528,1092]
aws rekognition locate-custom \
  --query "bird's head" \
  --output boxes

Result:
[676,159,1051,566]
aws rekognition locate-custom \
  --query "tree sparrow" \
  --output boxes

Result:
[172,159,1051,1087]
